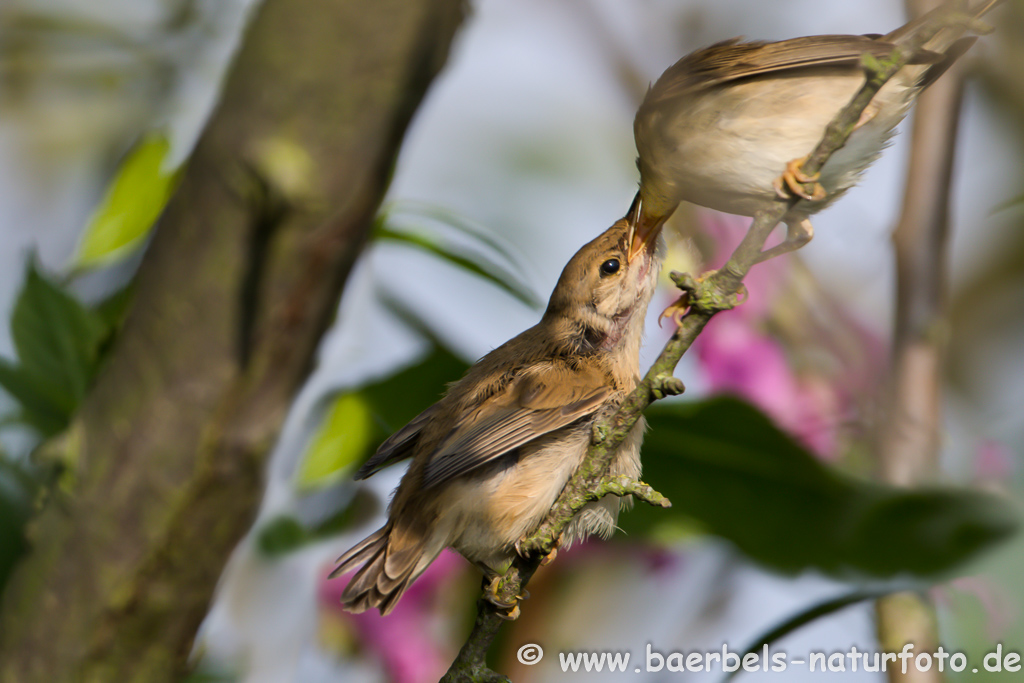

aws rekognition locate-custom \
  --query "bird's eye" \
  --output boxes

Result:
[599,259,620,277]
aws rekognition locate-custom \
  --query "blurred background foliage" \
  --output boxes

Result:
[1,0,1023,682]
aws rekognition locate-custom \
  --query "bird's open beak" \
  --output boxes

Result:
[626,192,666,263]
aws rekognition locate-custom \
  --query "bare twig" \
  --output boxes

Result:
[873,1,972,681]
[440,9,962,682]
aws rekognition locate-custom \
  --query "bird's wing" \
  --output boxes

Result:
[354,404,441,480]
[647,35,941,103]
[420,364,612,489]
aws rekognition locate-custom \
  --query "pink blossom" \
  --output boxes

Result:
[687,211,882,459]
[699,211,788,319]
[694,312,841,457]
[973,440,1017,482]
[559,538,683,577]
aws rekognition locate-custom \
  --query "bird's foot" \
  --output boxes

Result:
[774,155,826,202]
[670,271,747,313]
[516,533,563,565]
[483,575,528,620]
[658,294,690,328]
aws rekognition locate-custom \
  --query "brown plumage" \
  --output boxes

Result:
[632,0,1000,261]
[331,210,663,615]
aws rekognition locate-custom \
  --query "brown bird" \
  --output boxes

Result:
[331,203,663,617]
[632,0,998,263]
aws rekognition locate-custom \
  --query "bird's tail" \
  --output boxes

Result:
[329,521,434,615]
[888,0,1001,55]
[878,0,1001,93]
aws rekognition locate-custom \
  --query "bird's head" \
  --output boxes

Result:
[544,198,664,355]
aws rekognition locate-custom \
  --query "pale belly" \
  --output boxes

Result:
[440,414,645,571]
[636,69,915,218]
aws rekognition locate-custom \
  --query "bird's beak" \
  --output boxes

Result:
[627,192,666,263]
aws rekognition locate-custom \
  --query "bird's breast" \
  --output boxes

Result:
[439,407,644,569]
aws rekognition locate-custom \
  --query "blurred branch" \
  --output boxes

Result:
[0,0,465,681]
[873,1,972,681]
[880,0,968,486]
[441,10,959,681]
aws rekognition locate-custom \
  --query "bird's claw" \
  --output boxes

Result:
[669,271,746,313]
[729,283,749,308]
[497,604,521,621]
[520,532,563,566]
[658,295,690,328]
[540,546,558,567]
[483,575,528,620]
[775,155,826,202]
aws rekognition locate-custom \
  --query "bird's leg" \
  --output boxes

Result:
[774,154,827,202]
[753,217,814,264]
[515,532,563,566]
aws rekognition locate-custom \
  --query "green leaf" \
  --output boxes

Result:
[374,221,541,308]
[257,489,380,558]
[256,516,308,557]
[0,263,111,436]
[295,393,378,491]
[293,345,469,496]
[13,264,107,406]
[296,345,469,492]
[11,264,108,404]
[627,397,1019,578]
[0,360,69,437]
[387,201,536,278]
[74,133,182,269]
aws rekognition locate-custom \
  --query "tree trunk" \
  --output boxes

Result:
[0,0,465,680]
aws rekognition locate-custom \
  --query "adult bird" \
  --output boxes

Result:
[632,0,999,264]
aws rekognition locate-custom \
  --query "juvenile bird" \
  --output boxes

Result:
[632,0,999,263]
[331,204,663,617]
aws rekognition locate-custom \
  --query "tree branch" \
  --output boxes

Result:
[440,8,966,682]
[874,1,972,681]
[0,1,465,681]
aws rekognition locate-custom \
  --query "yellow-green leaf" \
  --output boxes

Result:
[74,134,181,269]
[295,393,376,491]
